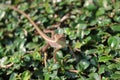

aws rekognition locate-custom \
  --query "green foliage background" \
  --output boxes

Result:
[0,0,120,80]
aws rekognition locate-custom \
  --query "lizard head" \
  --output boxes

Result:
[54,34,67,47]
[54,34,65,41]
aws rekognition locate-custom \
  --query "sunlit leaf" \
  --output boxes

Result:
[99,55,113,62]
[108,36,119,48]
[0,10,5,20]
[21,70,32,80]
[111,24,120,32]
[9,73,17,80]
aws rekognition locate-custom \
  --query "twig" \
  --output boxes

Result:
[68,69,79,73]
[49,13,70,29]
[0,63,14,69]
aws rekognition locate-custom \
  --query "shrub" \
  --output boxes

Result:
[0,0,120,80]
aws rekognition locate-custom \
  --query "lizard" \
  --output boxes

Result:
[0,4,75,63]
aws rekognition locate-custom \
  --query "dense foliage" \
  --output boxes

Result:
[0,0,120,80]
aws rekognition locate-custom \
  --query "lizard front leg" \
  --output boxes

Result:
[53,48,61,63]
[42,41,60,64]
[42,29,55,66]
[41,43,49,67]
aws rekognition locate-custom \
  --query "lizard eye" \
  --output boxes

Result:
[59,34,65,38]
[54,34,65,40]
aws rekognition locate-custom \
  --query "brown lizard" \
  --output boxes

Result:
[0,4,75,63]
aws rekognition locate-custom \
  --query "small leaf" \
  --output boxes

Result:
[111,72,120,79]
[86,4,97,11]
[89,73,101,80]
[26,42,39,49]
[96,7,105,16]
[76,23,87,30]
[66,58,76,63]
[44,73,50,80]
[79,59,90,70]
[51,63,60,70]
[99,55,113,62]
[0,10,5,20]
[98,65,105,74]
[9,73,17,80]
[21,70,32,80]
[114,15,120,22]
[110,24,120,31]
[32,51,41,60]
[44,2,53,13]
[0,57,8,67]
[74,41,82,49]
[108,36,118,48]
[19,3,29,11]
[56,51,63,59]
[64,28,71,35]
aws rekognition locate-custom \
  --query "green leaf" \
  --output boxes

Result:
[10,53,22,63]
[108,63,120,70]
[89,73,101,80]
[0,10,5,20]
[99,55,113,62]
[19,3,29,11]
[44,2,53,14]
[98,65,105,74]
[96,7,105,16]
[9,73,17,80]
[108,63,116,69]
[66,58,76,63]
[85,4,97,11]
[50,71,59,80]
[114,15,120,22]
[111,72,120,79]
[76,23,87,30]
[21,70,32,80]
[56,51,63,59]
[64,28,71,35]
[32,51,41,60]
[0,57,8,67]
[44,73,50,80]
[79,59,90,70]
[26,42,39,49]
[51,63,60,70]
[110,24,120,31]
[108,36,119,48]
[74,41,82,49]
